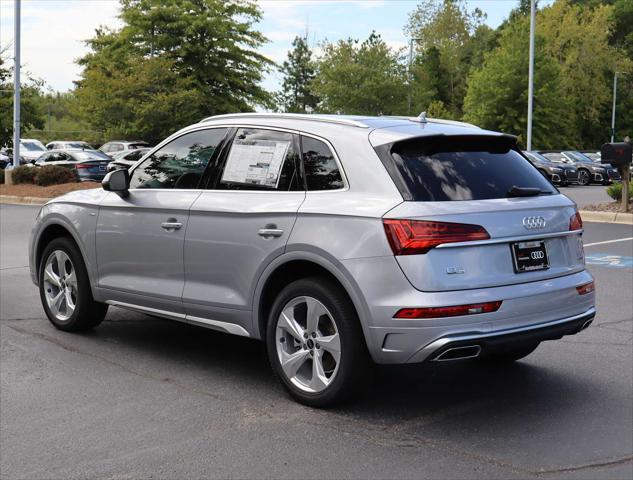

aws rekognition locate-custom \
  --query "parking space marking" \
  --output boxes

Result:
[585,254,633,269]
[584,237,633,248]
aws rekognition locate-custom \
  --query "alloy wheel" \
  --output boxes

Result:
[275,296,341,393]
[578,170,590,186]
[43,250,77,321]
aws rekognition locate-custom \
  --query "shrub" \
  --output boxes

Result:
[11,165,38,184]
[35,165,78,186]
[606,180,633,202]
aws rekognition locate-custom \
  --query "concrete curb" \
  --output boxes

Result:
[579,210,633,225]
[2,195,632,224]
[0,195,49,206]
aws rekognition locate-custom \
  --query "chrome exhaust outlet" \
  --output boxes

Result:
[581,319,593,331]
[433,345,481,362]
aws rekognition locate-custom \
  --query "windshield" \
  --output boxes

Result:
[21,141,46,152]
[387,137,556,201]
[74,151,110,161]
[66,142,90,149]
[564,151,593,163]
[524,151,551,163]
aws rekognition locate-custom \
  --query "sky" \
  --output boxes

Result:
[0,0,552,94]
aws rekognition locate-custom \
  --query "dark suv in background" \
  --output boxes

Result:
[538,150,618,186]
[523,151,578,186]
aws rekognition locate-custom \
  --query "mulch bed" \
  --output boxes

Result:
[582,201,633,212]
[0,182,101,198]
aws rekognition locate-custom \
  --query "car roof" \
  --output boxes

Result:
[197,113,504,147]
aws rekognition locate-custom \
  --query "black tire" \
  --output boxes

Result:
[480,342,540,363]
[266,277,372,407]
[577,169,591,186]
[39,236,108,332]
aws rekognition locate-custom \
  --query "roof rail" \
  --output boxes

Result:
[200,113,369,128]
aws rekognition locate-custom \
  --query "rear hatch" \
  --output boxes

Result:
[76,160,111,175]
[373,133,585,292]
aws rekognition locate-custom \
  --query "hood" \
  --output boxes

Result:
[46,186,108,206]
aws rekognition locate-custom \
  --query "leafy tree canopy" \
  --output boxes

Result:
[276,36,319,113]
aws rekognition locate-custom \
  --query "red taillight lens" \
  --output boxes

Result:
[576,281,594,295]
[383,219,490,255]
[75,164,91,169]
[394,301,502,319]
[570,212,583,231]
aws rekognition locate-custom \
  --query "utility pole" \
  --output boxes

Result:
[611,72,618,143]
[407,38,423,116]
[526,0,536,151]
[13,0,21,168]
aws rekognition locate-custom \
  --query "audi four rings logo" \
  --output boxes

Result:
[530,251,545,260]
[522,216,546,230]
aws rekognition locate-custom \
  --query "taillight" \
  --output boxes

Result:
[569,211,583,231]
[75,164,91,169]
[394,301,502,319]
[576,281,594,295]
[383,219,490,255]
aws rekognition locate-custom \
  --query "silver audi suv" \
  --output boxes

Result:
[29,114,596,406]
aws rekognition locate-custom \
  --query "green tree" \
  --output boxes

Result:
[463,18,571,149]
[276,36,319,113]
[75,0,273,143]
[406,0,486,115]
[313,32,407,115]
[0,51,45,150]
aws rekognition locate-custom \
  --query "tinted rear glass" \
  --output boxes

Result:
[388,137,556,201]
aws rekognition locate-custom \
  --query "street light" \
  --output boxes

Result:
[13,0,21,168]
[611,71,629,143]
[526,0,536,151]
[407,37,423,116]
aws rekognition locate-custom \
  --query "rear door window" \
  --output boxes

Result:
[384,136,556,201]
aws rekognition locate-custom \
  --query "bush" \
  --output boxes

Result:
[11,165,38,184]
[35,165,77,186]
[606,180,633,202]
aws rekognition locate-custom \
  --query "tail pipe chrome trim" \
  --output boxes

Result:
[433,345,481,362]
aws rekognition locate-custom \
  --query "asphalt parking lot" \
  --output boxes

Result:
[1,199,631,479]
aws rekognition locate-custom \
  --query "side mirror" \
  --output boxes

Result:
[102,168,130,197]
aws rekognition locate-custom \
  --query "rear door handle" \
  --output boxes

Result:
[161,221,183,231]
[258,228,283,238]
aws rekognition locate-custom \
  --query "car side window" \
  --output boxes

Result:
[301,136,344,191]
[130,128,227,189]
[111,143,124,152]
[214,128,299,191]
[125,150,143,162]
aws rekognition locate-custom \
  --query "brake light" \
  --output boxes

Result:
[75,164,91,169]
[394,301,502,319]
[383,219,490,255]
[569,212,583,231]
[576,281,594,295]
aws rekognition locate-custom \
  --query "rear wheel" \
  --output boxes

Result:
[480,342,540,363]
[577,169,591,186]
[266,277,371,407]
[39,237,108,332]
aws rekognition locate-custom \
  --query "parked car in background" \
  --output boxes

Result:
[46,141,93,151]
[564,151,620,184]
[18,139,48,164]
[106,147,151,172]
[523,151,578,186]
[35,149,113,182]
[538,150,614,186]
[99,140,150,156]
[29,113,595,407]
[580,150,601,163]
[0,151,10,169]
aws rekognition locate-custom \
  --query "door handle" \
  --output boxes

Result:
[161,221,183,231]
[258,227,284,238]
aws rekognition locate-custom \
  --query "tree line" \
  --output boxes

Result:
[0,0,631,150]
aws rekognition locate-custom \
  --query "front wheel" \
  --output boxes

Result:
[39,237,108,332]
[266,278,371,407]
[577,169,591,186]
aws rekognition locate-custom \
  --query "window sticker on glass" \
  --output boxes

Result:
[222,139,291,188]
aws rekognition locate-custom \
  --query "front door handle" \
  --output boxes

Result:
[258,227,283,238]
[161,221,183,231]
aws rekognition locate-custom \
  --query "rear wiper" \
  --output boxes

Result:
[506,186,544,197]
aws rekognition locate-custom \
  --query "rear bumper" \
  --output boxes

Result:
[410,307,594,362]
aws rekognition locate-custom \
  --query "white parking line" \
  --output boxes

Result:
[584,237,633,247]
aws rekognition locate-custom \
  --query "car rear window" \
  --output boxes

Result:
[382,136,556,201]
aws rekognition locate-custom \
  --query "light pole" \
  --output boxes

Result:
[13,0,21,168]
[407,37,423,116]
[611,71,623,143]
[526,0,536,151]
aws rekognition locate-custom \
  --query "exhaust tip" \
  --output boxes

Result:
[581,319,593,331]
[433,345,481,362]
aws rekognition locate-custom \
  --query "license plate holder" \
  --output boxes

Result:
[511,240,549,273]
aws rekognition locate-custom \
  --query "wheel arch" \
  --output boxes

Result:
[252,251,371,344]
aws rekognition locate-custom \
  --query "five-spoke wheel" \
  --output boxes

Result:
[43,250,78,322]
